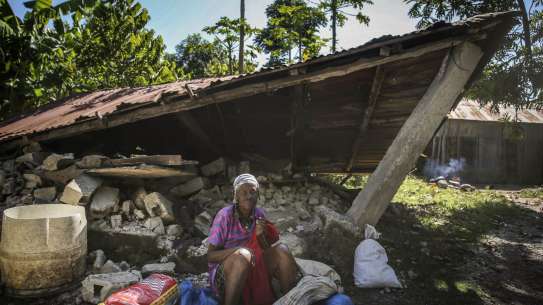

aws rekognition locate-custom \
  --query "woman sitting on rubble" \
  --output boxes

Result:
[207,173,299,305]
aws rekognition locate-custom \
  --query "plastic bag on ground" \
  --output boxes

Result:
[353,225,402,288]
[179,280,218,305]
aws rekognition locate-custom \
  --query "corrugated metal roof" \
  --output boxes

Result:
[0,11,518,145]
[448,99,543,123]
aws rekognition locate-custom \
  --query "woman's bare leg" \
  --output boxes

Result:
[264,243,299,293]
[222,248,252,305]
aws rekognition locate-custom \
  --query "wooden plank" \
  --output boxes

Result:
[291,84,309,168]
[103,155,189,167]
[87,165,197,178]
[175,112,221,155]
[346,42,484,227]
[346,66,386,171]
[0,37,467,152]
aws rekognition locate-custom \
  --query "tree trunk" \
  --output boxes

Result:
[239,0,245,74]
[517,0,532,61]
[331,0,337,53]
[298,39,303,61]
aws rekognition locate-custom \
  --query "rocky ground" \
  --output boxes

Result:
[0,143,542,305]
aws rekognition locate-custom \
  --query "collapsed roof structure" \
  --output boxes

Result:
[0,12,517,226]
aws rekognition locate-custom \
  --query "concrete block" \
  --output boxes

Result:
[194,211,212,236]
[144,217,165,235]
[121,200,134,216]
[200,158,226,176]
[134,209,146,220]
[110,214,122,229]
[141,262,176,277]
[132,187,147,210]
[99,260,122,274]
[33,187,57,203]
[76,155,108,169]
[170,177,204,197]
[41,153,74,171]
[143,192,175,223]
[90,186,120,219]
[81,271,141,303]
[166,224,183,237]
[60,174,102,205]
[23,174,42,186]
[92,249,107,272]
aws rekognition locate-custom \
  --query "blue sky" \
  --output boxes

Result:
[6,0,421,64]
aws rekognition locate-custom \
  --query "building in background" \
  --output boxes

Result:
[426,99,543,186]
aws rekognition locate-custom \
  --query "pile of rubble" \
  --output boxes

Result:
[0,142,360,303]
[429,176,475,191]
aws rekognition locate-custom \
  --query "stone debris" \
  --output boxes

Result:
[132,187,148,210]
[167,224,184,237]
[75,154,108,169]
[41,153,74,171]
[110,214,123,229]
[143,192,175,223]
[121,200,134,216]
[81,271,142,303]
[99,260,122,273]
[0,147,365,302]
[170,177,205,197]
[90,186,120,219]
[33,186,57,203]
[144,217,166,235]
[200,158,226,177]
[141,262,176,276]
[92,249,107,271]
[194,211,213,236]
[60,174,102,205]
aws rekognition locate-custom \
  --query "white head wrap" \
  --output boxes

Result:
[233,173,259,202]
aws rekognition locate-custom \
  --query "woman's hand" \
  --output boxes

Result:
[256,218,270,249]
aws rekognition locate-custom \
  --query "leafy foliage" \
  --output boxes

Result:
[317,0,373,52]
[0,0,181,120]
[405,0,543,111]
[203,17,259,75]
[255,0,328,66]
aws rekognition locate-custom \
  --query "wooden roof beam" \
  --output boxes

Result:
[174,112,221,156]
[346,65,386,172]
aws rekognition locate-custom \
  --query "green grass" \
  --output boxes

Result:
[519,187,543,199]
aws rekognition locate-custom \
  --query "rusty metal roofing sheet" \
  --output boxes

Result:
[0,11,517,144]
[448,99,543,123]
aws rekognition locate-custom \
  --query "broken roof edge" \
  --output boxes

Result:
[0,11,518,152]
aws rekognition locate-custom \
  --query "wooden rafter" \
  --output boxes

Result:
[346,65,386,172]
[175,112,221,155]
[290,83,309,170]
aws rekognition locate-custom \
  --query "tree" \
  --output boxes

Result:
[255,0,328,66]
[239,0,245,74]
[405,0,543,110]
[0,0,180,120]
[203,17,258,75]
[174,33,227,78]
[317,0,373,53]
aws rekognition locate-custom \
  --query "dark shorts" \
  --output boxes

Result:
[214,262,226,300]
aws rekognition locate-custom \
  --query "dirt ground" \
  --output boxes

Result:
[2,181,542,305]
[343,187,543,305]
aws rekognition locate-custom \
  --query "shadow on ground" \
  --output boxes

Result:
[307,192,543,305]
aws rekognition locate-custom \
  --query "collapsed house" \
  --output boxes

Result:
[0,12,516,303]
[425,99,543,185]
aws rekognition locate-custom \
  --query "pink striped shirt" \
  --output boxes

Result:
[207,204,266,293]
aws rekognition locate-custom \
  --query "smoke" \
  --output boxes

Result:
[423,158,466,179]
